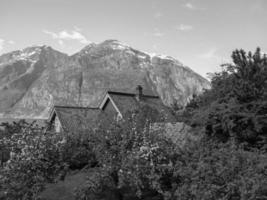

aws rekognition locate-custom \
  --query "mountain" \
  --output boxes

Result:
[0,40,210,119]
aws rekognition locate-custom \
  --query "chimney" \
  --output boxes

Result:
[136,85,143,101]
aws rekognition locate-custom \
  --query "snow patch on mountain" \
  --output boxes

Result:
[0,46,43,66]
[104,40,131,51]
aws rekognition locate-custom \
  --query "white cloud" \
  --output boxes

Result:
[196,48,231,78]
[153,28,164,37]
[8,40,15,45]
[198,48,230,64]
[177,24,193,31]
[198,48,218,59]
[154,12,163,19]
[58,40,64,46]
[185,3,194,9]
[152,44,158,50]
[184,2,205,10]
[0,39,4,51]
[74,26,82,32]
[154,32,164,37]
[0,39,16,51]
[43,29,90,45]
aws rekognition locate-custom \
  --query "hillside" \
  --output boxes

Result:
[0,40,210,118]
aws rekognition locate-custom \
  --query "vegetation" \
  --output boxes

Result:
[180,48,267,149]
[73,105,267,200]
[0,121,62,199]
[0,48,266,200]
[0,121,96,200]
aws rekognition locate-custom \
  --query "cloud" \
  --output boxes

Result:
[8,40,15,45]
[43,29,90,45]
[250,2,264,13]
[152,44,158,50]
[153,28,164,37]
[58,40,64,46]
[0,39,15,51]
[184,2,205,10]
[185,3,194,9]
[154,32,164,37]
[154,12,163,19]
[176,24,193,31]
[0,39,4,51]
[198,48,230,64]
[74,26,82,32]
[198,48,218,59]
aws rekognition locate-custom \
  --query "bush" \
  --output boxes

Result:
[59,132,97,170]
[0,120,100,200]
[172,139,267,200]
[74,107,267,200]
[74,106,177,200]
[0,120,34,165]
[0,124,65,200]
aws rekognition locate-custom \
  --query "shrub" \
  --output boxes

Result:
[0,122,65,200]
[59,132,97,170]
[172,139,267,200]
[74,106,177,200]
[75,106,267,200]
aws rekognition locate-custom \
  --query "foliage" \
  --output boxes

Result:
[0,120,41,165]
[180,48,267,147]
[58,132,97,170]
[75,111,267,200]
[0,103,266,200]
[74,106,177,200]
[0,122,66,200]
[1,48,267,199]
[74,104,267,200]
[172,139,267,200]
[0,120,31,139]
[0,120,99,200]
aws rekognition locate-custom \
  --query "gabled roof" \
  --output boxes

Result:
[49,106,103,133]
[99,91,175,122]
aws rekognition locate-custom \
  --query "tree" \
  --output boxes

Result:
[74,106,267,200]
[0,121,67,200]
[74,106,177,200]
[183,48,267,148]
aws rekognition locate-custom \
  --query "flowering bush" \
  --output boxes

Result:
[0,122,66,200]
[0,119,101,200]
[74,106,267,200]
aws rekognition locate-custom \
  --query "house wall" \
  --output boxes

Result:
[50,114,62,133]
[102,99,119,120]
[54,115,62,133]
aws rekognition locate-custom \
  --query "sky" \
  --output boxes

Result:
[0,0,266,78]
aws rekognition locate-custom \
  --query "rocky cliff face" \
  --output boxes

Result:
[0,40,210,118]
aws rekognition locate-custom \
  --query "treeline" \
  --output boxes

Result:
[0,48,266,200]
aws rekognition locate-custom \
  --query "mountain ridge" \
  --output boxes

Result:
[0,40,210,119]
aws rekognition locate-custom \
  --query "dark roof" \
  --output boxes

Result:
[107,92,175,122]
[107,91,159,98]
[51,106,103,133]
